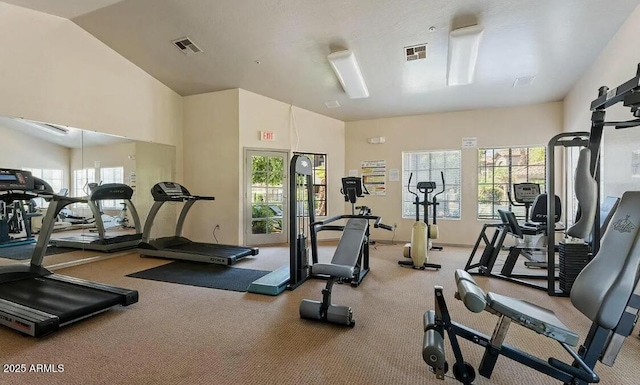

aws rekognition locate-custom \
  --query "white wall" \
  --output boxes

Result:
[564,5,640,199]
[69,142,137,218]
[239,89,346,243]
[181,89,346,245]
[134,142,177,238]
[345,102,563,246]
[0,3,183,178]
[182,90,240,244]
[0,124,70,187]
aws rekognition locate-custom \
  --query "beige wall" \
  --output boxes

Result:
[134,142,177,238]
[181,89,346,245]
[182,90,240,243]
[0,3,183,177]
[69,142,137,218]
[0,124,71,188]
[346,102,563,246]
[239,89,346,243]
[564,5,640,199]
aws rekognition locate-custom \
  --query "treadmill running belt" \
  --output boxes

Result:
[0,277,123,324]
[165,242,256,258]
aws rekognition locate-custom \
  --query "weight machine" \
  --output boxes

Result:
[422,63,640,384]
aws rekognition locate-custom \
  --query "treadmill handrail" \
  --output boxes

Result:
[153,194,215,202]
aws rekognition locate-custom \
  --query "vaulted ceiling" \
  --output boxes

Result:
[4,0,640,121]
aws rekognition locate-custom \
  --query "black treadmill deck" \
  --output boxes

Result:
[0,277,123,324]
[139,237,259,265]
[165,242,257,258]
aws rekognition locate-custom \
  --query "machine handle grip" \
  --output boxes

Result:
[191,195,216,201]
[376,223,393,231]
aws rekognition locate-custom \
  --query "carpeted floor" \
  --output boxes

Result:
[1,244,639,385]
[0,243,79,260]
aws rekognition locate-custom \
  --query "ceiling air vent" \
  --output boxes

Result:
[405,44,427,61]
[172,37,203,55]
[513,75,536,87]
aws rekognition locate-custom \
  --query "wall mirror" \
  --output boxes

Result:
[0,116,176,267]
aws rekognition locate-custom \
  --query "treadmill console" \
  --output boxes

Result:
[0,169,34,191]
[90,184,135,200]
[151,182,191,201]
[513,183,540,204]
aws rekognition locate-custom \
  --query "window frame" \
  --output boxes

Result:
[22,168,64,208]
[99,166,125,209]
[294,152,327,217]
[477,146,547,220]
[402,150,462,220]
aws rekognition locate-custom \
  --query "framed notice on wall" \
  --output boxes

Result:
[361,160,386,195]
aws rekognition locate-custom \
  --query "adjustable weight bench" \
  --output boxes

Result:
[299,218,368,327]
[423,191,640,384]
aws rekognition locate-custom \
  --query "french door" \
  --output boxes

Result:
[245,149,288,244]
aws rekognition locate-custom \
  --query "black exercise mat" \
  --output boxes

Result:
[127,261,270,292]
[0,244,79,260]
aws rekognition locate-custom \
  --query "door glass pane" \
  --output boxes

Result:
[250,154,285,236]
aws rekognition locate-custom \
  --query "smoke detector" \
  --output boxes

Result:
[405,44,427,61]
[171,37,203,55]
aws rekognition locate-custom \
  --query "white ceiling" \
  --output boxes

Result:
[0,116,132,148]
[2,0,125,19]
[4,0,640,121]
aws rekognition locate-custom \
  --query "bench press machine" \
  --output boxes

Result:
[299,177,392,326]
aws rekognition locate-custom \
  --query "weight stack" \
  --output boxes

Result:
[558,240,590,293]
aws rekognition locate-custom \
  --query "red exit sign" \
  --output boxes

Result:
[260,131,275,141]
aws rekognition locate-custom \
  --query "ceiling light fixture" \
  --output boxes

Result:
[327,50,369,99]
[13,118,69,136]
[447,24,484,86]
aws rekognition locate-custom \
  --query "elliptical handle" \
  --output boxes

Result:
[433,171,446,198]
[407,172,418,198]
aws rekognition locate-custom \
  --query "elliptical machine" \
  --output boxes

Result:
[399,172,444,270]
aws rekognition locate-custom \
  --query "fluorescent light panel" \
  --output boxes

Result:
[447,25,484,86]
[328,50,369,99]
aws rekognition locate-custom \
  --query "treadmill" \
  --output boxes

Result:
[50,183,142,252]
[138,182,259,265]
[0,169,138,337]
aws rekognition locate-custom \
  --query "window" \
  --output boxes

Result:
[402,150,461,219]
[73,169,96,206]
[22,168,64,208]
[478,146,546,220]
[295,153,327,216]
[99,167,125,209]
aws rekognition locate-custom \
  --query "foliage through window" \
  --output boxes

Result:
[294,153,327,217]
[402,151,461,219]
[250,155,285,235]
[478,146,546,220]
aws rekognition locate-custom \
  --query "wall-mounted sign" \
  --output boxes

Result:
[462,137,477,148]
[260,131,275,141]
